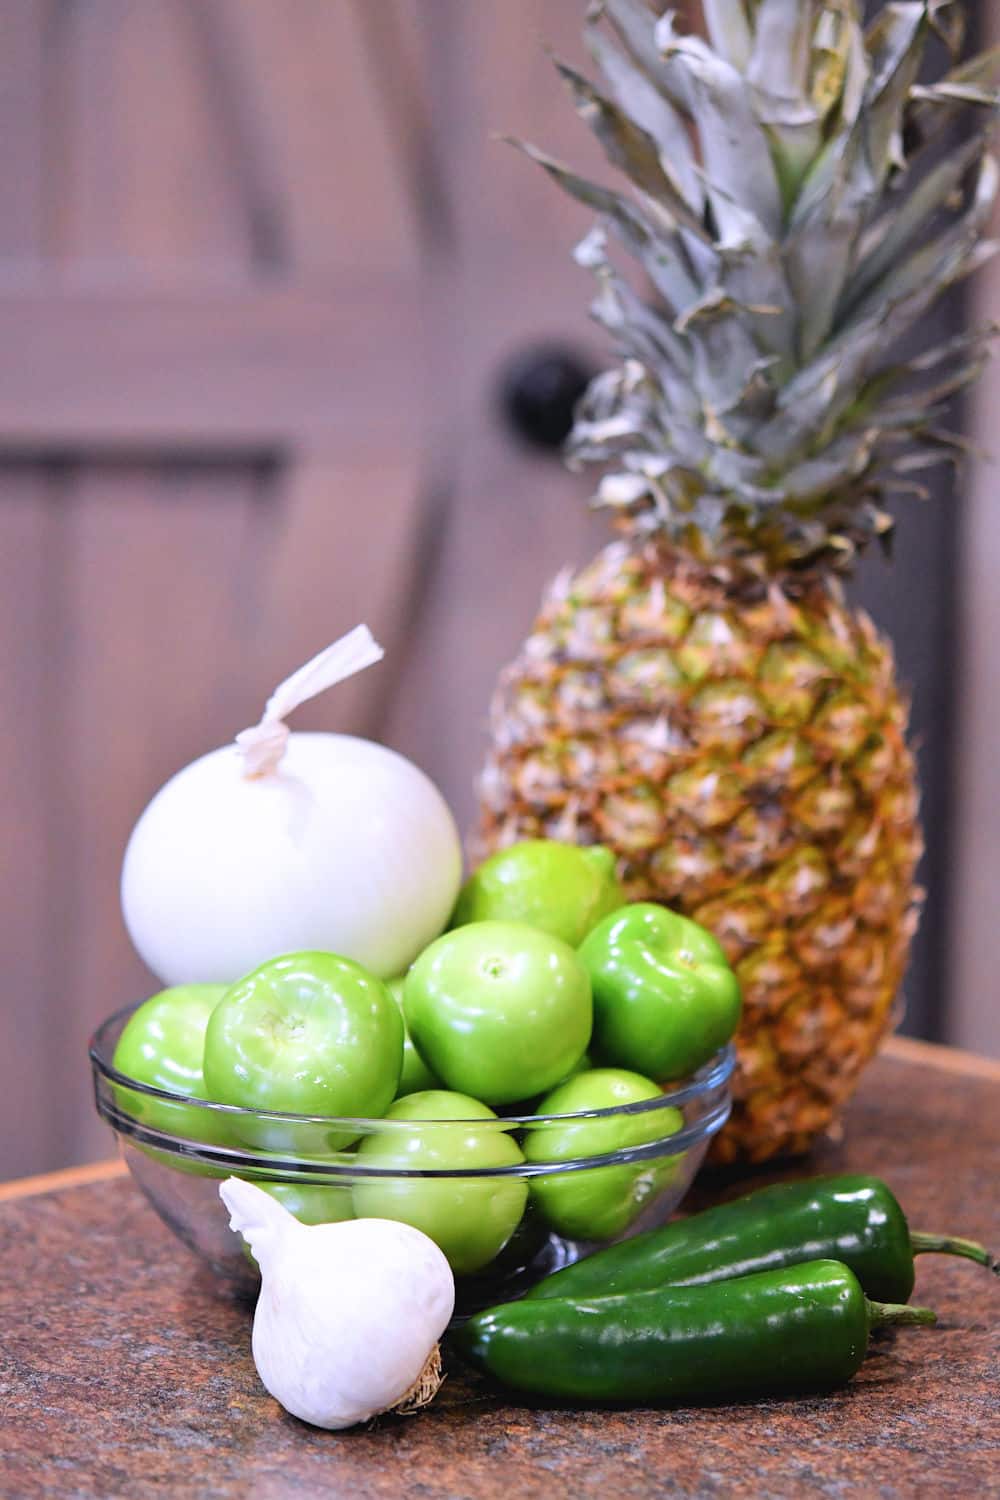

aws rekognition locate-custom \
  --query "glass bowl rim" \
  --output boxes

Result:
[90,1002,736,1131]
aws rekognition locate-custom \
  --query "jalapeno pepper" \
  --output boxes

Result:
[527,1173,999,1306]
[457,1260,935,1404]
[578,903,741,1080]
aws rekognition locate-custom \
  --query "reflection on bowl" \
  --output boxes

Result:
[90,1005,734,1315]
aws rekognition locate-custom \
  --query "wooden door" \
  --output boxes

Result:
[0,1,966,1182]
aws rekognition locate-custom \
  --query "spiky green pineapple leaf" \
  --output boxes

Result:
[593,0,683,99]
[844,155,998,331]
[746,0,825,201]
[552,59,684,208]
[701,0,753,72]
[574,226,701,422]
[653,15,785,239]
[516,0,1000,567]
[907,46,1000,142]
[678,289,779,431]
[864,5,929,182]
[756,170,997,467]
[927,0,967,56]
[503,136,703,313]
[584,24,703,211]
[846,132,991,315]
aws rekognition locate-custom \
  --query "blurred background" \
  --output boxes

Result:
[1,0,997,1183]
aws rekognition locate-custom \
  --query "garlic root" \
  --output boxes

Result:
[392,1345,445,1416]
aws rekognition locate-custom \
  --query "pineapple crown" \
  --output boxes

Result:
[513,0,1000,571]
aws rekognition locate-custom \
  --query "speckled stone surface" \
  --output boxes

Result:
[1,1049,997,1499]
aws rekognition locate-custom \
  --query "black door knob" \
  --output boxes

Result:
[498,344,597,452]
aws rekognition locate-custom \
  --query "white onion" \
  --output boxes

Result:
[121,629,462,986]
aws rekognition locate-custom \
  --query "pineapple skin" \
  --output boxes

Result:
[474,538,923,1163]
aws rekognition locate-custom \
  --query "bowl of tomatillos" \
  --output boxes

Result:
[90,842,740,1313]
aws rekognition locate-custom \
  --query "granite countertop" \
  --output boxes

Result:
[1,1038,998,1500]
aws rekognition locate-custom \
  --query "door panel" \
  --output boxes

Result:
[383,2,613,813]
[200,0,423,275]
[251,455,430,735]
[51,0,248,266]
[0,1,44,260]
[0,283,421,449]
[0,472,61,1172]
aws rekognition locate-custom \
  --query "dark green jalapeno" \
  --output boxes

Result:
[457,1260,935,1404]
[527,1174,998,1305]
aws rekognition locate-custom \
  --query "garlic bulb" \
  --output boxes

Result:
[220,1177,455,1429]
[121,627,462,984]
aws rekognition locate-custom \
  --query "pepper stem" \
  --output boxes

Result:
[910,1231,1000,1275]
[867,1300,937,1330]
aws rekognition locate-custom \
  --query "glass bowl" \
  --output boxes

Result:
[90,1005,734,1315]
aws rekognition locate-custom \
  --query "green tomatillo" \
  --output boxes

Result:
[579,904,741,1081]
[203,952,403,1152]
[451,839,624,947]
[386,978,440,1098]
[524,1069,683,1242]
[252,1178,356,1226]
[403,921,592,1106]
[112,984,230,1150]
[352,1089,527,1275]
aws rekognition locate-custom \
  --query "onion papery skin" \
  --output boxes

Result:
[122,732,463,985]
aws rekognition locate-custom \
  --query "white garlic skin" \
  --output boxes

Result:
[122,732,462,985]
[221,1179,455,1430]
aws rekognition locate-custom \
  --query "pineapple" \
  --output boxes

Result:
[474,0,999,1162]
